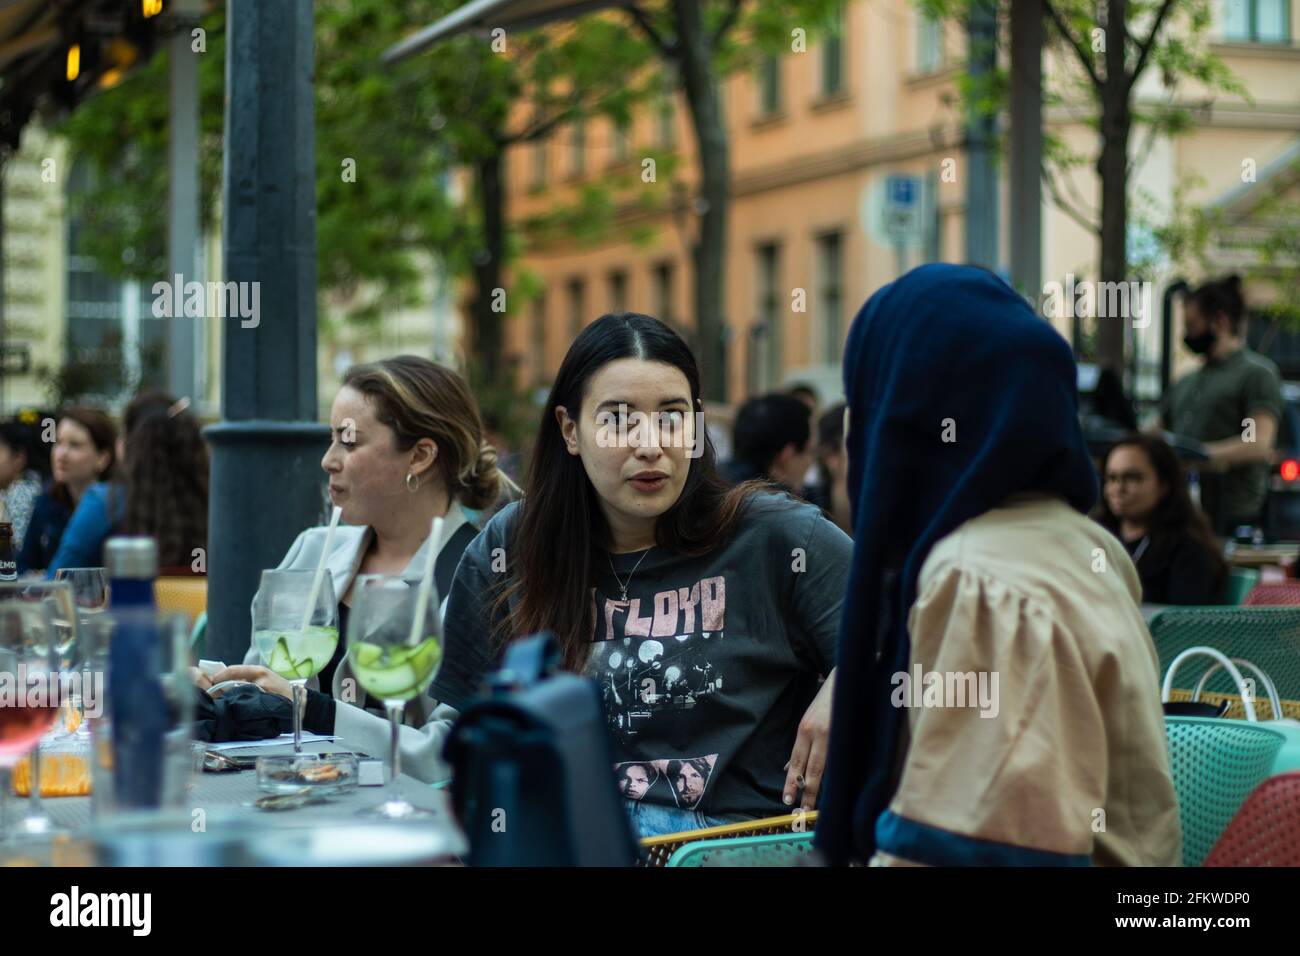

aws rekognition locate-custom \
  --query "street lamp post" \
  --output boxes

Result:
[204,0,328,663]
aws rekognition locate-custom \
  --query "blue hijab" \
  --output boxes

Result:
[815,263,1099,864]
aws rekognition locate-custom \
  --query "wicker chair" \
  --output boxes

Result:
[1164,717,1288,866]
[1149,606,1300,719]
[1203,772,1300,867]
[640,811,817,867]
[1244,581,1300,607]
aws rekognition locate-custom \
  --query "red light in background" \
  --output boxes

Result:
[1282,460,1299,482]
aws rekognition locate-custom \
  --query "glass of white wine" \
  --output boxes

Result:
[53,567,109,740]
[251,569,338,754]
[346,574,443,819]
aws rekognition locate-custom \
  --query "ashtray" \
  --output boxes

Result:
[255,753,358,796]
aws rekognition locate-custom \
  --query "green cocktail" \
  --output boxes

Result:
[348,638,442,702]
[254,626,340,681]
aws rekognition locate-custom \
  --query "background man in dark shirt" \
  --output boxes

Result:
[1158,276,1283,535]
[719,392,815,493]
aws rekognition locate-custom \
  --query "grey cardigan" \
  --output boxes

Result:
[242,500,473,783]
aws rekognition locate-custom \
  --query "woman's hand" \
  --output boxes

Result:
[209,664,292,701]
[208,664,309,722]
[784,669,835,812]
[188,666,213,691]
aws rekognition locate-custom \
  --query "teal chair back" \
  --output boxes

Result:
[1149,606,1300,710]
[666,830,816,867]
[1164,716,1288,866]
[1224,568,1259,606]
[190,611,207,660]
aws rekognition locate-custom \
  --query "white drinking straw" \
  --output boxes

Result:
[300,505,342,633]
[408,515,444,646]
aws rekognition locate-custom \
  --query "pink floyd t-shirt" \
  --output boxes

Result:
[432,494,853,815]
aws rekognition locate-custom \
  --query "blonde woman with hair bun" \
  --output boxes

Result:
[205,355,510,783]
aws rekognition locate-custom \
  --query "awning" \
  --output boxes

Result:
[383,0,627,64]
[0,0,187,152]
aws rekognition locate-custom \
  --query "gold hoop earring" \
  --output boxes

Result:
[405,473,420,493]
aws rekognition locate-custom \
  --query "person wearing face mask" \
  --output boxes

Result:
[1158,276,1283,536]
[434,313,852,837]
[204,356,512,783]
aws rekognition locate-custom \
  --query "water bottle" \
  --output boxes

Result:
[105,536,169,809]
[0,522,15,581]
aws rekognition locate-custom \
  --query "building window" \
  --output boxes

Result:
[653,261,675,324]
[531,137,547,189]
[1223,0,1290,42]
[820,5,845,97]
[532,290,547,385]
[917,12,943,73]
[567,276,586,338]
[571,117,586,178]
[64,163,165,402]
[757,54,782,116]
[608,269,628,313]
[755,242,783,390]
[815,232,844,365]
[611,119,631,163]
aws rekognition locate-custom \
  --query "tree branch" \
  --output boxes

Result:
[1042,165,1101,237]
[507,107,575,146]
[627,4,677,58]
[710,0,743,51]
[1128,0,1178,93]
[1043,1,1102,91]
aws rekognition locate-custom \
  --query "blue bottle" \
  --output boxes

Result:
[106,536,168,809]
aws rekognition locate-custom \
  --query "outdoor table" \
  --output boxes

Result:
[1,738,464,866]
[1222,543,1299,569]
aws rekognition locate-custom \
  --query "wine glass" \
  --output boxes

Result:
[346,574,443,819]
[0,599,59,845]
[251,569,338,754]
[0,580,78,836]
[53,568,109,739]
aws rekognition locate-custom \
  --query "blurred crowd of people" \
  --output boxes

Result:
[0,390,209,577]
[716,274,1270,611]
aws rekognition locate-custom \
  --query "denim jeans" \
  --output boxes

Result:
[625,799,756,839]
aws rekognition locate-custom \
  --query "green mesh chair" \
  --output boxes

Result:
[666,830,817,867]
[1224,568,1259,606]
[1165,717,1288,867]
[1149,606,1300,719]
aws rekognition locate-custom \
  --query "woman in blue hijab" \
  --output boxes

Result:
[816,264,1180,866]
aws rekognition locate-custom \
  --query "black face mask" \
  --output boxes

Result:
[1183,329,1217,355]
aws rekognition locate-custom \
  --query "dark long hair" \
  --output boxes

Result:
[1094,433,1225,591]
[491,312,761,671]
[120,401,209,571]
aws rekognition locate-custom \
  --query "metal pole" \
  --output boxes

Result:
[0,157,6,416]
[1008,0,1043,302]
[167,2,201,402]
[205,0,328,663]
[964,0,999,269]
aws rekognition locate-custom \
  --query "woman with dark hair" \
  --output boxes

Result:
[1094,435,1226,605]
[21,408,117,574]
[0,413,49,552]
[117,400,210,572]
[433,313,852,837]
[816,264,1179,867]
